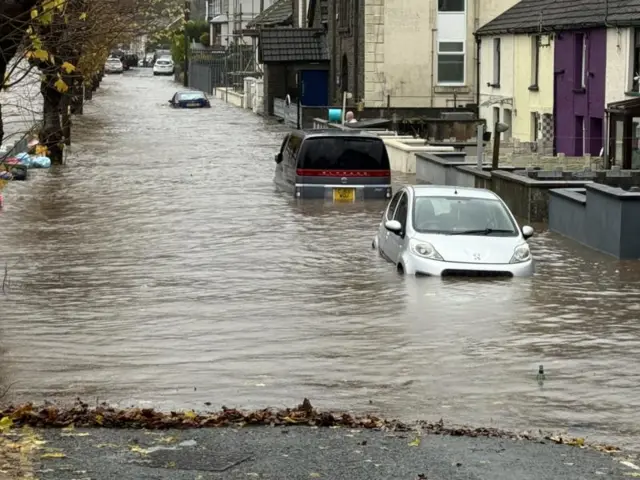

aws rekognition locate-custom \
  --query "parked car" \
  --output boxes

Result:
[372,185,534,277]
[169,91,211,108]
[153,58,174,75]
[104,57,124,74]
[273,130,392,201]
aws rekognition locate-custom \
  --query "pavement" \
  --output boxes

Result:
[21,426,639,480]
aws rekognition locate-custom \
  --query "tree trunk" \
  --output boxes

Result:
[70,84,83,115]
[39,80,64,165]
[0,0,40,147]
[84,85,93,100]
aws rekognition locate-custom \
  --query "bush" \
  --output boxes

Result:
[200,33,210,46]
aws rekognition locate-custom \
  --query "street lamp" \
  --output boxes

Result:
[491,121,509,169]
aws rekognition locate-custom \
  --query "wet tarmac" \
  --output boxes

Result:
[1,69,639,450]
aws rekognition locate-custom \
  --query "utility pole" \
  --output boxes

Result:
[183,1,190,87]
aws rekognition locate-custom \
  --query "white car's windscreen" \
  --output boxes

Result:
[413,196,518,235]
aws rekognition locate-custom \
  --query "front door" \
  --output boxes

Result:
[300,70,329,107]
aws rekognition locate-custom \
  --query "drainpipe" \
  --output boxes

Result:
[430,28,436,107]
[353,0,360,102]
[474,34,481,115]
[298,0,305,27]
[331,0,337,103]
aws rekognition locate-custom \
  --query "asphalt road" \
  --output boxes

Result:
[31,426,638,480]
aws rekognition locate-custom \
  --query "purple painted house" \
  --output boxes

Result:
[554,30,606,156]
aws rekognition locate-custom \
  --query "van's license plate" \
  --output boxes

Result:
[333,188,355,202]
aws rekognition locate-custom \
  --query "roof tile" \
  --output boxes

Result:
[476,0,640,36]
[258,28,329,63]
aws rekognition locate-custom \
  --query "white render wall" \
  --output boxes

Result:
[478,34,515,129]
[605,27,633,105]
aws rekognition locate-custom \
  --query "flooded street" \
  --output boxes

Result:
[1,70,640,450]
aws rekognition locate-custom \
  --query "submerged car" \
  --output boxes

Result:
[104,57,124,74]
[274,130,392,201]
[169,91,211,108]
[153,58,174,75]
[373,185,534,277]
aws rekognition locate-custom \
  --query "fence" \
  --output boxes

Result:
[188,45,260,95]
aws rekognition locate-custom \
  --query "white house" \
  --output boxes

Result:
[362,0,519,108]
[207,0,276,46]
[605,26,640,104]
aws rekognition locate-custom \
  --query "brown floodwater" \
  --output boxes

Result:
[1,70,640,450]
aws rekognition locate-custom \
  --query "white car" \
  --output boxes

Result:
[153,58,174,75]
[373,185,534,277]
[104,58,123,74]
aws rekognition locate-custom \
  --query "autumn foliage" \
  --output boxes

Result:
[0,0,183,163]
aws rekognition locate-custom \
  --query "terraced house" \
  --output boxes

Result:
[477,0,640,160]
[255,0,522,113]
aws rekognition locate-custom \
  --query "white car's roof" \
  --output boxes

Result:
[411,185,499,200]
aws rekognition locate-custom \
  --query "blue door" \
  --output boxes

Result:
[300,70,329,106]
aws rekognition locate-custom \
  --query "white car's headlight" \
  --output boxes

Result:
[510,243,531,263]
[410,239,443,261]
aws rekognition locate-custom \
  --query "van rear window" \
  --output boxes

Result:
[298,137,390,170]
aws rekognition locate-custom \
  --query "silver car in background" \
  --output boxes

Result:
[373,185,535,277]
[104,57,124,74]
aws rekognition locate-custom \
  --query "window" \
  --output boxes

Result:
[531,35,540,87]
[339,0,352,29]
[531,112,539,141]
[393,193,409,229]
[298,137,391,170]
[492,38,501,86]
[386,191,403,220]
[503,109,512,140]
[438,0,465,12]
[286,134,302,159]
[437,41,464,84]
[575,115,584,156]
[412,196,518,236]
[632,27,640,92]
[574,33,586,89]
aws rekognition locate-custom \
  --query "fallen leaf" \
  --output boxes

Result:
[622,461,640,470]
[158,436,178,444]
[41,452,66,458]
[310,474,321,478]
[183,410,197,420]
[94,414,104,425]
[408,437,421,447]
[61,432,90,437]
[166,461,176,468]
[95,443,119,448]
[62,424,75,432]
[623,474,640,477]
[129,445,148,455]
[0,417,13,432]
[566,437,585,447]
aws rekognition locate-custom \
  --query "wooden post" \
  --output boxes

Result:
[491,121,500,169]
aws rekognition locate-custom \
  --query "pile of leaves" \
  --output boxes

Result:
[0,398,625,454]
[0,398,412,431]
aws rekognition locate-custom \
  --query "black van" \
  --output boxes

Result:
[274,130,392,201]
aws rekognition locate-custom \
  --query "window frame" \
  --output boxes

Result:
[392,192,409,230]
[631,27,640,92]
[492,37,501,86]
[436,41,465,85]
[574,33,586,90]
[385,191,403,221]
[437,0,465,12]
[530,35,540,88]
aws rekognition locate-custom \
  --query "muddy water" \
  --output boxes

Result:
[1,70,640,450]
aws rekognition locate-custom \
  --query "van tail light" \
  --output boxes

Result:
[296,169,390,177]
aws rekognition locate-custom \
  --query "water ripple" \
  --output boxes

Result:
[1,71,640,450]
